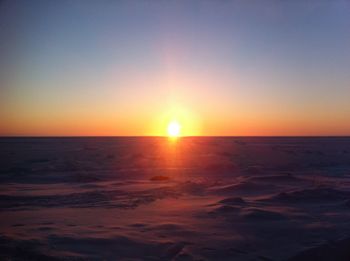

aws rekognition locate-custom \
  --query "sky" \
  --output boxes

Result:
[1,0,350,136]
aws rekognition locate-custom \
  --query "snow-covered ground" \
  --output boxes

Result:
[1,137,350,260]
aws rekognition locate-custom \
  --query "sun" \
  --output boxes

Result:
[167,121,181,137]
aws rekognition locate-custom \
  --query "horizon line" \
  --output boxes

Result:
[1,135,350,138]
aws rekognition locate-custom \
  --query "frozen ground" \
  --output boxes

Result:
[1,137,350,260]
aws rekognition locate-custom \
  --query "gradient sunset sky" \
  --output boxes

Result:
[1,0,350,136]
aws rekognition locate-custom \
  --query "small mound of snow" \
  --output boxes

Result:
[150,175,170,181]
[218,197,246,205]
[209,205,241,215]
[274,187,350,203]
[241,208,286,220]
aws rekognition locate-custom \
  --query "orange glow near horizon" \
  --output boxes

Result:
[3,104,350,136]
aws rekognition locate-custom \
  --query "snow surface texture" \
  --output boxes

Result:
[1,137,350,260]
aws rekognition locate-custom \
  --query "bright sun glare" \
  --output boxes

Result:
[167,121,181,137]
